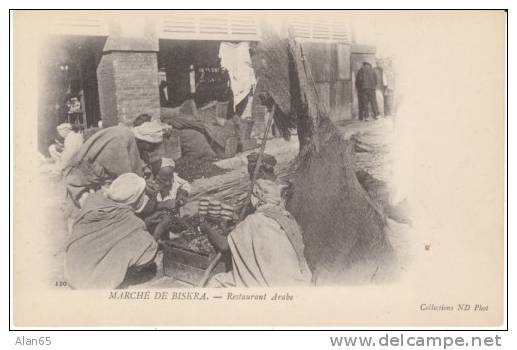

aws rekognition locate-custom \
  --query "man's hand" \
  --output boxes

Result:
[153,215,175,241]
[199,221,212,236]
[145,211,165,227]
[145,179,161,197]
[176,188,189,208]
[202,222,230,253]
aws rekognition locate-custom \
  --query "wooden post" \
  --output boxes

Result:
[197,104,277,288]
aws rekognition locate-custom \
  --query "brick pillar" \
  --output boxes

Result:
[97,37,160,127]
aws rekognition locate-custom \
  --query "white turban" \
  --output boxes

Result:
[105,173,146,206]
[161,157,175,169]
[56,123,72,133]
[252,179,283,207]
[132,121,163,143]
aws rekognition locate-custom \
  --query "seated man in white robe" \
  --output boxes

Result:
[202,179,312,287]
[48,123,84,171]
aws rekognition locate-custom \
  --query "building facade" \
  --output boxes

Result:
[38,12,377,154]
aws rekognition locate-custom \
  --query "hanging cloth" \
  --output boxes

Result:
[219,42,256,109]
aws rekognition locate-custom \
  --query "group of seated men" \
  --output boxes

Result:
[49,115,312,289]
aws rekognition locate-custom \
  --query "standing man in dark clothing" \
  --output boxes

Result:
[355,62,380,120]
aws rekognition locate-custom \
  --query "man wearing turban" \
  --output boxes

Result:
[203,179,312,287]
[147,157,191,208]
[246,152,277,182]
[64,173,170,289]
[48,123,84,171]
[63,120,164,207]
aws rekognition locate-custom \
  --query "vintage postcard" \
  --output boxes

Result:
[12,10,506,327]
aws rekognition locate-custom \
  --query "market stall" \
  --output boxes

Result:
[157,39,262,161]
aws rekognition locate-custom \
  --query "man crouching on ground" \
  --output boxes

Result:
[201,179,312,287]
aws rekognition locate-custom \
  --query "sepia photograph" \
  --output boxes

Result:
[11,9,506,327]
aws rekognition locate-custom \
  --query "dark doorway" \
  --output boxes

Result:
[38,35,106,155]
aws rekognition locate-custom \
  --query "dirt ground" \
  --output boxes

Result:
[39,116,412,289]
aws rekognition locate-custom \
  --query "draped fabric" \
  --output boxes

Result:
[209,206,312,288]
[219,42,256,108]
[65,192,157,289]
[59,131,84,170]
[63,126,144,204]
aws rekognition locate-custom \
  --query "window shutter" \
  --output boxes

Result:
[290,16,351,43]
[160,12,260,41]
[162,15,197,34]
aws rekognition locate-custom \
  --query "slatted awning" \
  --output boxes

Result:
[46,12,351,44]
[289,15,351,43]
[159,12,261,41]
